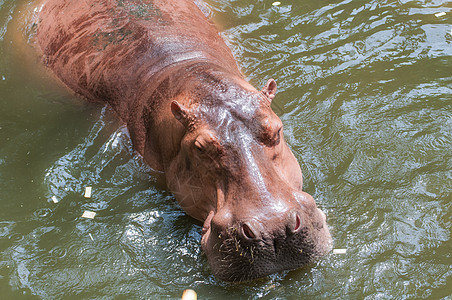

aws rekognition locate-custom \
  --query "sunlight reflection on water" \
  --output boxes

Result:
[0,0,451,298]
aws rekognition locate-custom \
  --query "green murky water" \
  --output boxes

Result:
[1,0,451,298]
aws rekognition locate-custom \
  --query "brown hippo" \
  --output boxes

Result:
[36,0,332,281]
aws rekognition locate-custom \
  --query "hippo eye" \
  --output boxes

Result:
[194,139,206,153]
[263,125,282,146]
[194,131,222,157]
[260,117,283,146]
[273,125,282,143]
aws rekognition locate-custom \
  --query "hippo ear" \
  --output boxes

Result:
[171,100,190,127]
[261,79,277,102]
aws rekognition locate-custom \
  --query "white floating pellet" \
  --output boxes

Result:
[333,248,347,254]
[81,211,96,219]
[435,12,446,17]
[182,289,197,300]
[51,196,59,203]
[272,1,281,6]
[84,186,92,198]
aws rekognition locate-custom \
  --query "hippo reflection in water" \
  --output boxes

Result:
[36,0,332,281]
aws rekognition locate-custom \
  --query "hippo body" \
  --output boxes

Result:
[37,0,332,281]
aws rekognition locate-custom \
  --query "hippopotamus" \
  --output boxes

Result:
[36,0,332,281]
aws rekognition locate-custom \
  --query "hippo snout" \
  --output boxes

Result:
[201,200,332,282]
[239,211,302,241]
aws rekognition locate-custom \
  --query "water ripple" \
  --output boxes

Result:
[0,0,450,298]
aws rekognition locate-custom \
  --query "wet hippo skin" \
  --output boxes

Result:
[37,0,332,282]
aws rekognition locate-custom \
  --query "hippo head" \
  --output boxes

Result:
[166,69,332,282]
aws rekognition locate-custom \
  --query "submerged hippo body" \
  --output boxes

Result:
[37,0,332,281]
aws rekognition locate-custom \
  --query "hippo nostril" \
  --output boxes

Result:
[295,214,301,232]
[287,212,302,236]
[242,223,256,239]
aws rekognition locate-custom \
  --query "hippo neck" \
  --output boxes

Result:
[107,52,240,120]
[125,60,246,173]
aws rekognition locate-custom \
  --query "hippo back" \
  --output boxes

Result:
[37,0,240,115]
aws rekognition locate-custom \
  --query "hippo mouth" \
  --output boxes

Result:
[200,207,331,282]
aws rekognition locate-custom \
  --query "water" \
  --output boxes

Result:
[0,0,451,298]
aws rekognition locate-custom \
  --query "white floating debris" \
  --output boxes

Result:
[435,12,446,17]
[89,233,94,241]
[51,196,59,204]
[182,289,197,300]
[84,186,92,198]
[272,1,281,6]
[333,248,347,254]
[81,211,96,219]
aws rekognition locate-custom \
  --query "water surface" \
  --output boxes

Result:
[0,0,451,298]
